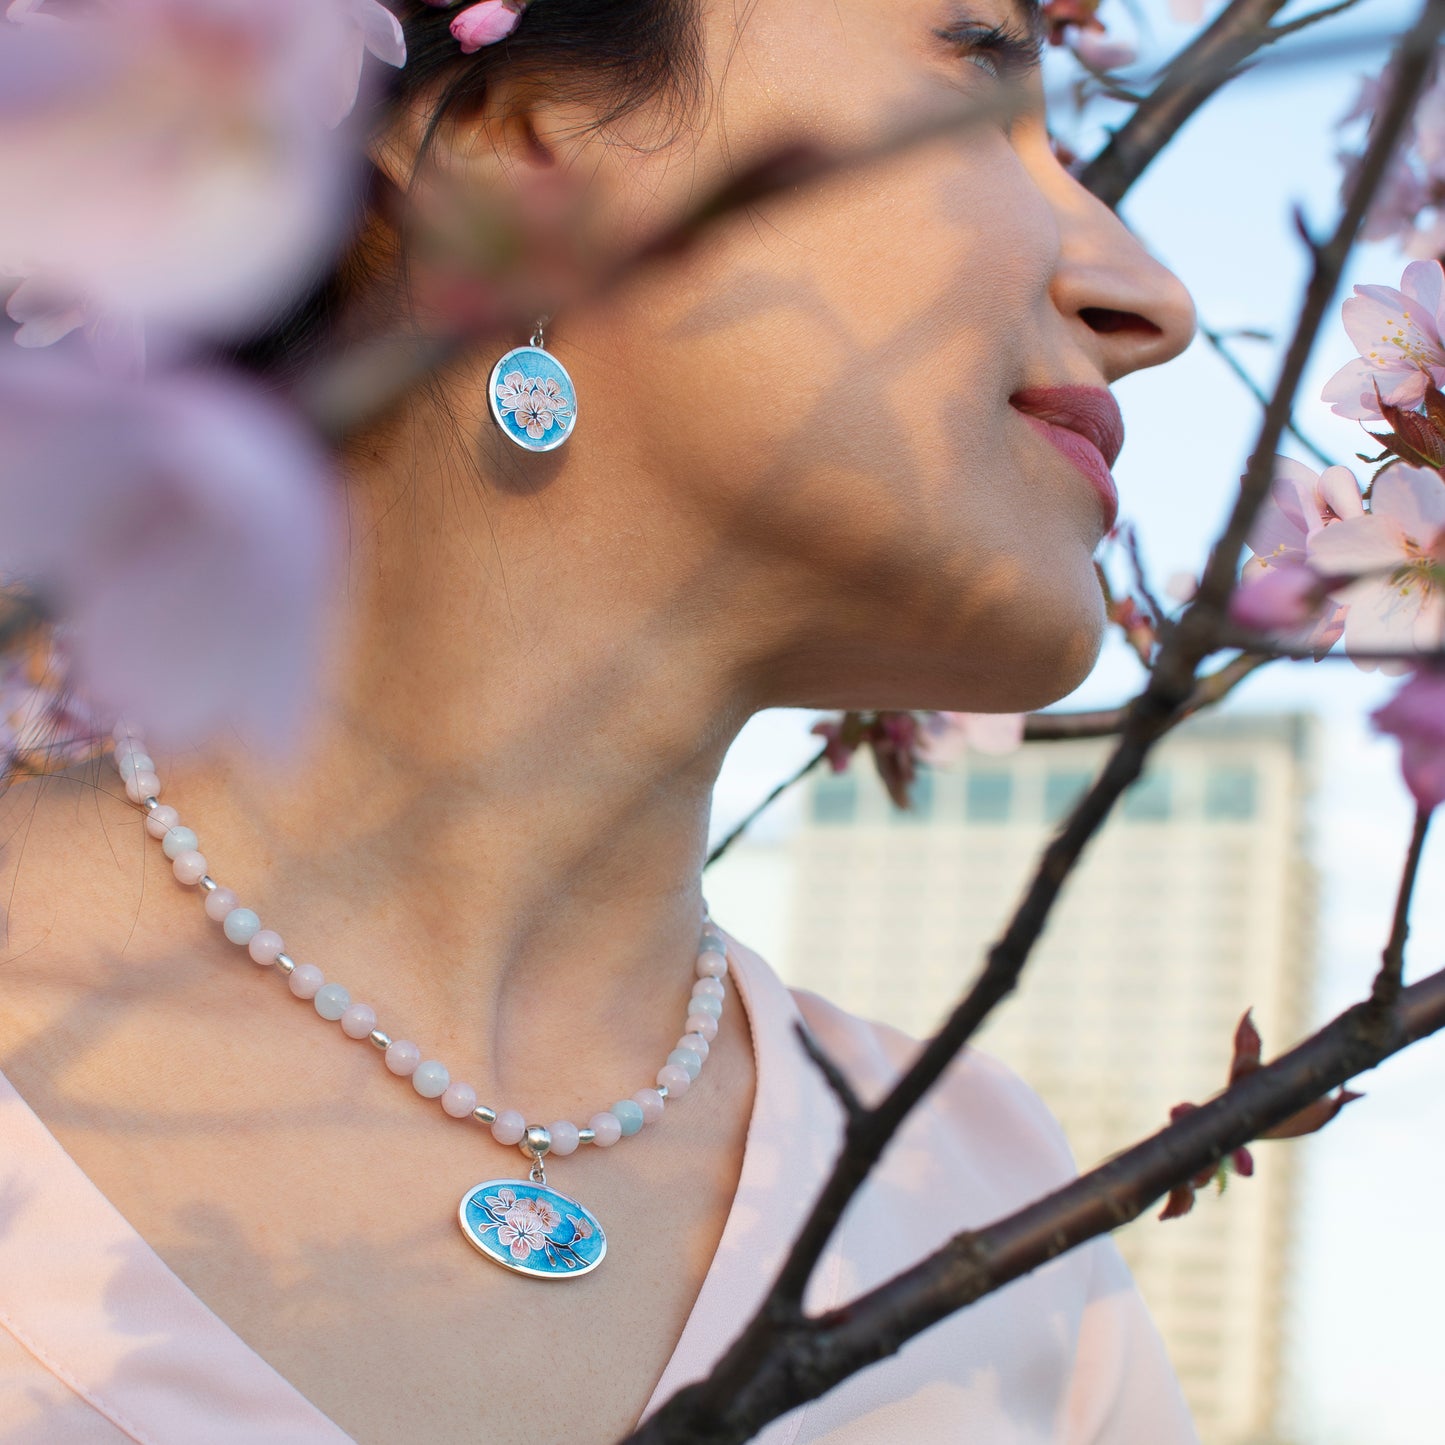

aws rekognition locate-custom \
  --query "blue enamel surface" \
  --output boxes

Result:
[459,1179,606,1278]
[488,346,578,453]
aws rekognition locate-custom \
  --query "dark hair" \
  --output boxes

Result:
[229,0,703,383]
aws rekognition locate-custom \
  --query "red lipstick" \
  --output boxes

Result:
[1010,386,1124,531]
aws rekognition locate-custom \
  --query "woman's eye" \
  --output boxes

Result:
[937,21,1043,83]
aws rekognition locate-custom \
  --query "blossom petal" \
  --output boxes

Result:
[0,352,336,751]
[1307,516,1408,577]
[1368,464,1445,539]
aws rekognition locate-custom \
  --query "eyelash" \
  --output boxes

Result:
[936,22,1043,81]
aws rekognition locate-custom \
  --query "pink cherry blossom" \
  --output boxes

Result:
[451,0,522,53]
[1321,261,1445,421]
[5,277,145,374]
[917,711,1026,765]
[1229,563,1328,633]
[1236,457,1360,651]
[1064,25,1136,71]
[1307,465,1445,673]
[0,0,361,342]
[0,350,337,751]
[1372,670,1445,810]
[497,1207,547,1260]
[329,0,407,129]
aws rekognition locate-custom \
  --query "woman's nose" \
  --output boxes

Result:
[1035,141,1197,383]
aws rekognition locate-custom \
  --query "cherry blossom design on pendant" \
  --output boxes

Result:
[459,1181,606,1278]
[488,324,578,453]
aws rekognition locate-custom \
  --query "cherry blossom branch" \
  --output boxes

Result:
[1079,0,1360,210]
[636,8,1445,1439]
[1200,323,1340,470]
[625,961,1445,1444]
[1371,806,1434,1006]
[705,749,827,869]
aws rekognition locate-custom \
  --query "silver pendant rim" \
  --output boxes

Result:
[487,345,578,454]
[458,1178,607,1279]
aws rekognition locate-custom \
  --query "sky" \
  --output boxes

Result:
[707,5,1444,1441]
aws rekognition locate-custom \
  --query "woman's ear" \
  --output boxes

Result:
[366,77,670,333]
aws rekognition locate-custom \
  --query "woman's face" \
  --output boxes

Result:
[484,0,1197,714]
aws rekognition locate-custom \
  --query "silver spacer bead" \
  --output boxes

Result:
[472,1104,498,1125]
[143,796,160,813]
[521,1125,551,1159]
[369,1029,392,1050]
[656,1084,669,1099]
[198,875,218,893]
[274,952,297,976]
[578,1127,596,1145]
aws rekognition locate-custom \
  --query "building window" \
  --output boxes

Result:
[1044,769,1092,822]
[965,770,1013,823]
[1122,768,1171,822]
[892,769,934,823]
[811,770,858,824]
[1205,765,1256,820]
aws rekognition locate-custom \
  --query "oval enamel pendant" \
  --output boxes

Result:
[488,345,578,453]
[459,1180,606,1279]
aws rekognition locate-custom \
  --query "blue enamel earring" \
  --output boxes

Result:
[488,318,578,453]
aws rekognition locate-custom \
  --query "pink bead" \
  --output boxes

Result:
[548,1120,580,1156]
[248,929,284,965]
[385,1040,421,1076]
[204,885,238,921]
[125,770,161,804]
[340,1003,377,1040]
[678,1032,709,1062]
[686,1012,719,1042]
[491,1109,525,1146]
[171,850,207,885]
[589,1112,622,1147]
[693,976,725,1000]
[288,963,324,999]
[696,950,728,978]
[145,804,180,840]
[442,1082,478,1118]
[657,1063,691,1098]
[633,1088,665,1124]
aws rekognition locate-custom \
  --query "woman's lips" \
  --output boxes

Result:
[1010,386,1124,532]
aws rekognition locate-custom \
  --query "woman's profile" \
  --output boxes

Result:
[0,0,1200,1440]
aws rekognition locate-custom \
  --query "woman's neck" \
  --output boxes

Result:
[129,398,762,1107]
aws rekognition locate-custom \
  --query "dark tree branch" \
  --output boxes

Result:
[1079,0,1359,210]
[794,1022,866,1125]
[706,748,828,869]
[625,963,1445,1444]
[1372,806,1434,1007]
[1200,324,1340,470]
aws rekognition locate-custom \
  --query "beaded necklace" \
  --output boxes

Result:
[109,724,729,1281]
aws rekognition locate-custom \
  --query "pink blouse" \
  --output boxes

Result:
[0,931,1198,1443]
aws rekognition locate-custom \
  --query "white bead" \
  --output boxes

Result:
[412,1061,450,1099]
[117,751,155,783]
[161,826,198,860]
[125,771,161,804]
[314,983,351,1021]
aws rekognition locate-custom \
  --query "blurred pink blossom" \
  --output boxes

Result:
[1321,261,1445,421]
[5,277,145,374]
[917,711,1026,765]
[0,351,338,750]
[1307,464,1445,672]
[1372,670,1445,811]
[0,0,384,343]
[1064,25,1136,71]
[1229,564,1327,634]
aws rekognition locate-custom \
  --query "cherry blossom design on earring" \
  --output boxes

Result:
[489,319,578,453]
